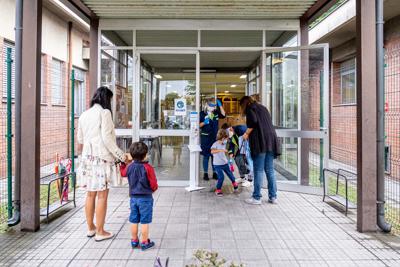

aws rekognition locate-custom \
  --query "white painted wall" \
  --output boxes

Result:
[41,7,68,61]
[0,0,16,42]
[0,2,89,69]
[72,29,88,70]
[309,0,356,44]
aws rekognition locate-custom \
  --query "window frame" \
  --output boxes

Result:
[339,58,356,105]
[51,58,65,106]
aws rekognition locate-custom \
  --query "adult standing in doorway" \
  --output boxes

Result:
[78,86,127,241]
[199,97,226,180]
[240,96,280,205]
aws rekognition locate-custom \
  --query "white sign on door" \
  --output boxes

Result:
[174,99,187,116]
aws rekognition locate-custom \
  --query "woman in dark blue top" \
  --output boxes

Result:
[199,98,226,180]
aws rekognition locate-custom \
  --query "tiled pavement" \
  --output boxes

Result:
[1,185,400,267]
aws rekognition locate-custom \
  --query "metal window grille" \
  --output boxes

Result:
[340,58,356,105]
[2,41,15,99]
[51,58,64,105]
[73,68,86,116]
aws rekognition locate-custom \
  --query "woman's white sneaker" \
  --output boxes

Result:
[245,198,262,205]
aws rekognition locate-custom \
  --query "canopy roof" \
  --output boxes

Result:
[81,0,321,19]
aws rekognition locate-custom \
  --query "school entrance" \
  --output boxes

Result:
[99,21,329,192]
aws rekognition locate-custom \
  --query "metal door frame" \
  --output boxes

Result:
[263,44,330,188]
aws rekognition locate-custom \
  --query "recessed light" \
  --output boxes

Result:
[240,74,247,79]
[154,74,162,79]
[230,84,237,88]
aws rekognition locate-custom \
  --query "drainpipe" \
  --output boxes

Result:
[67,22,73,158]
[8,0,23,227]
[376,0,391,233]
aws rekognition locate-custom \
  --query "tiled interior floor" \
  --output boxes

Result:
[1,185,400,267]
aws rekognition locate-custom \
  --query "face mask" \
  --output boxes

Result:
[206,105,215,113]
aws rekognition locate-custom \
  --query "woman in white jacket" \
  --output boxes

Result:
[78,86,126,241]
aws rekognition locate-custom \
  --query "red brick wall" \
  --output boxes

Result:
[0,37,89,177]
[329,62,357,167]
[384,35,400,179]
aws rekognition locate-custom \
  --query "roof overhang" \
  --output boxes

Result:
[67,0,335,21]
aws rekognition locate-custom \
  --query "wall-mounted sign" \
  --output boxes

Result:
[174,99,187,116]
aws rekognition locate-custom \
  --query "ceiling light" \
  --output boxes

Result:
[225,91,230,93]
[154,74,162,79]
[240,74,247,79]
[230,84,237,88]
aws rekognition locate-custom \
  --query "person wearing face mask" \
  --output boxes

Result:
[199,98,226,181]
[221,123,251,187]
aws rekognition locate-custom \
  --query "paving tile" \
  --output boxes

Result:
[96,260,127,267]
[40,260,71,266]
[131,248,159,260]
[74,248,106,260]
[238,248,267,261]
[160,238,186,249]
[68,259,99,267]
[47,248,80,260]
[265,249,296,261]
[101,248,133,260]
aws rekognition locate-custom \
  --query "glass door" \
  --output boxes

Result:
[264,44,329,192]
[134,51,199,186]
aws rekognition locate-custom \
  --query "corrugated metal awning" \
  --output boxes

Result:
[82,0,319,19]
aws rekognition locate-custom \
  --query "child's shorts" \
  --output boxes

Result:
[129,197,154,224]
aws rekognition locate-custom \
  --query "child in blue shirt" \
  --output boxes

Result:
[122,141,158,250]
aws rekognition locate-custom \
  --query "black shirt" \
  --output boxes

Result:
[245,102,280,158]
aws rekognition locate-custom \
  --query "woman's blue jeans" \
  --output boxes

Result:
[252,151,277,200]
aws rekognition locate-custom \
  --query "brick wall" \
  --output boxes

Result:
[384,34,400,180]
[329,62,357,167]
[0,37,89,177]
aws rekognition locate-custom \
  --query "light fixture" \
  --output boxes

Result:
[224,91,230,93]
[230,84,237,88]
[240,74,247,79]
[154,74,162,79]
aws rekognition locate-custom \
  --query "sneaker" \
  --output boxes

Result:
[140,239,155,251]
[212,172,218,180]
[232,182,239,191]
[241,180,251,187]
[245,198,262,205]
[268,198,277,204]
[131,239,140,248]
[203,173,210,181]
[215,189,223,197]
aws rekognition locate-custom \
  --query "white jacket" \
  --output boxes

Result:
[78,104,125,162]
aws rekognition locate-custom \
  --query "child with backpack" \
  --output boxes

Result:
[221,123,252,187]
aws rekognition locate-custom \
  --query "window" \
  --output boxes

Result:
[340,58,356,104]
[51,58,65,105]
[74,68,86,116]
[385,145,391,174]
[2,41,15,99]
[41,55,46,103]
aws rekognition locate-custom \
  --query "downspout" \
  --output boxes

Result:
[67,22,73,158]
[8,0,23,227]
[376,0,391,233]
